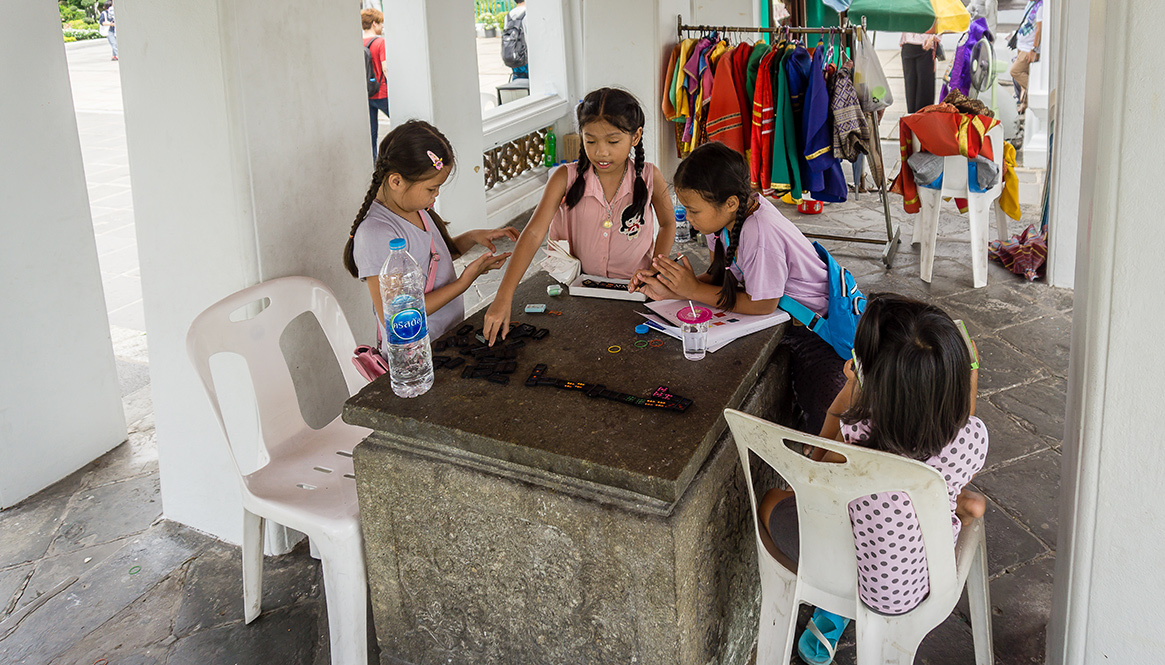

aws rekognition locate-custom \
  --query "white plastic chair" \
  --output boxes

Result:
[910,123,1009,288]
[186,276,372,665]
[724,409,993,665]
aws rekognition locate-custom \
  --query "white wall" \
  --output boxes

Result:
[1045,0,1081,289]
[1049,0,1165,661]
[384,0,487,237]
[118,0,372,545]
[0,0,126,508]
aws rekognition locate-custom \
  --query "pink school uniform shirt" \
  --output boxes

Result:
[548,161,657,279]
[703,195,829,315]
[844,417,988,615]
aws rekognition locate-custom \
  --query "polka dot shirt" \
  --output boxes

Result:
[843,417,988,615]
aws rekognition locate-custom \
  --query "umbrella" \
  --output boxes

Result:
[846,0,970,34]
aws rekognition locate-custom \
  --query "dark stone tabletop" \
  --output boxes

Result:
[344,271,786,505]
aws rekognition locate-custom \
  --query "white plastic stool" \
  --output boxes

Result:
[910,124,1008,288]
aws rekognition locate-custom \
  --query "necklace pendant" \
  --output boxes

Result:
[602,219,612,228]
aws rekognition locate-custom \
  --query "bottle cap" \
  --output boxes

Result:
[389,238,406,250]
[634,324,650,335]
[675,206,686,220]
[546,284,563,297]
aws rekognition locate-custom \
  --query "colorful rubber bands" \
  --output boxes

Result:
[608,345,622,354]
[128,565,141,575]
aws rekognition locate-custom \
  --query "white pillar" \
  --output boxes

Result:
[383,0,486,237]
[1046,0,1082,288]
[1049,0,1165,661]
[117,0,372,545]
[0,0,126,508]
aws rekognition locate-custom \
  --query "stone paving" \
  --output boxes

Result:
[0,29,1064,665]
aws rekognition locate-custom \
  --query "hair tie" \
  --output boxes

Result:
[427,150,443,170]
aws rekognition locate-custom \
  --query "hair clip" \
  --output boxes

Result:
[427,150,443,170]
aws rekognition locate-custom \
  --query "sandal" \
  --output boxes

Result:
[797,607,850,665]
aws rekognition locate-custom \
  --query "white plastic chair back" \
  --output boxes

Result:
[909,124,1004,200]
[186,276,366,476]
[725,409,992,664]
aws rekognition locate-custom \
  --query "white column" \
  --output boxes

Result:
[383,0,486,237]
[1046,0,1082,288]
[0,0,126,508]
[117,0,372,545]
[1050,0,1165,661]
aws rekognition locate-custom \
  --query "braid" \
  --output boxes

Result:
[621,142,648,226]
[713,195,752,310]
[343,161,390,278]
[564,142,590,209]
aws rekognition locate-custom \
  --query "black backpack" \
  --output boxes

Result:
[364,37,383,97]
[501,13,527,68]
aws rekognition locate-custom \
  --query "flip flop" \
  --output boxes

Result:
[796,607,850,665]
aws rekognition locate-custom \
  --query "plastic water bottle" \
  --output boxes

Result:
[544,128,556,167]
[674,205,691,243]
[379,238,433,398]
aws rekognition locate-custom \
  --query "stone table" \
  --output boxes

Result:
[344,272,794,665]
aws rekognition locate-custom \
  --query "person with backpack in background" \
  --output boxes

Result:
[362,8,390,159]
[1009,0,1043,113]
[98,1,117,62]
[502,0,528,80]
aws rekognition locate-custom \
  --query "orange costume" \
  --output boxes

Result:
[893,111,1000,213]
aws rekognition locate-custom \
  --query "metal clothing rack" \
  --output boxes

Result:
[676,15,901,268]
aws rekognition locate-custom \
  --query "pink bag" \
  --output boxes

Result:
[352,345,389,381]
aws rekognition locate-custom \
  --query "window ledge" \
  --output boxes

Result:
[482,94,572,149]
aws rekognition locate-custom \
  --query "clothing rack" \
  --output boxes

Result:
[676,15,901,268]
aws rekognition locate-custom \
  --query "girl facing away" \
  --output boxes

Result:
[630,141,847,435]
[342,120,519,343]
[483,88,676,344]
[760,294,988,664]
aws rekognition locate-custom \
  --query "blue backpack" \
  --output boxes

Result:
[777,242,866,359]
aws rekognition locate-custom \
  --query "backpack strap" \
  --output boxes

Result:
[778,294,826,334]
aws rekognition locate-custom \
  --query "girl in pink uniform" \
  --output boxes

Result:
[631,141,846,434]
[483,88,676,343]
[759,294,988,664]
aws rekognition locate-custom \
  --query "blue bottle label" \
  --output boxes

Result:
[388,307,427,344]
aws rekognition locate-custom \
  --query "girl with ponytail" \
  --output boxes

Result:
[630,141,849,435]
[343,120,518,342]
[483,88,676,344]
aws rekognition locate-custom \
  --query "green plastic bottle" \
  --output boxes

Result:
[544,128,556,167]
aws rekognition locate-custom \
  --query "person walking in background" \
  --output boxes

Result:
[1009,0,1044,113]
[900,33,938,114]
[98,1,117,62]
[502,0,528,80]
[362,8,390,159]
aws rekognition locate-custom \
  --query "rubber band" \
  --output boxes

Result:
[607,345,622,354]
[128,565,141,575]
[548,310,563,316]
[635,340,649,348]
[649,339,664,347]
[93,660,109,665]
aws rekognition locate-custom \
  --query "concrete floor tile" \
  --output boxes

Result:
[0,564,33,616]
[970,335,1048,395]
[79,425,158,492]
[173,540,320,638]
[1028,285,1073,313]
[107,302,146,332]
[943,284,1044,333]
[982,556,1055,665]
[974,398,1050,471]
[0,522,207,665]
[98,273,142,311]
[997,314,1071,377]
[973,450,1062,550]
[17,538,128,613]
[913,613,980,665]
[47,474,161,557]
[980,496,1050,577]
[989,377,1067,444]
[166,602,322,665]
[96,245,142,277]
[0,492,70,568]
[94,229,136,255]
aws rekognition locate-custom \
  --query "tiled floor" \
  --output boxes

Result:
[0,31,1063,664]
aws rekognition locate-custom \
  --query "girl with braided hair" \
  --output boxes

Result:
[343,120,518,343]
[483,88,676,344]
[631,141,848,435]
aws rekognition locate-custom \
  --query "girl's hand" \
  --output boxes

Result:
[651,254,700,299]
[483,296,512,345]
[628,269,681,301]
[466,227,519,253]
[462,251,511,283]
